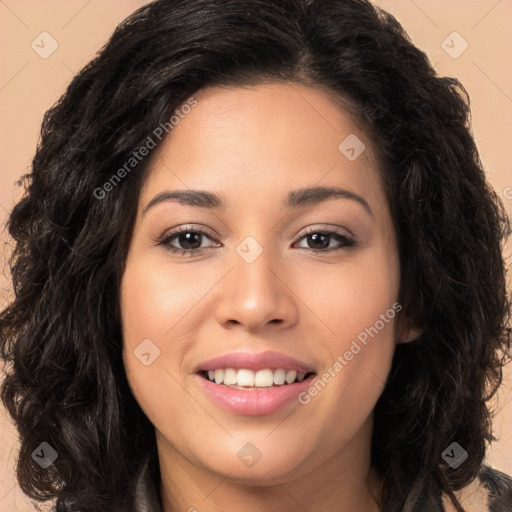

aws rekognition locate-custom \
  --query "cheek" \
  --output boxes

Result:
[120,256,206,347]
[119,255,217,421]
[297,245,400,347]
[295,247,399,413]
[120,261,177,415]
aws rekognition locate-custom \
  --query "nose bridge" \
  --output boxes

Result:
[235,235,277,297]
[215,233,297,331]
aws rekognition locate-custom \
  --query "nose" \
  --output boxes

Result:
[214,243,299,333]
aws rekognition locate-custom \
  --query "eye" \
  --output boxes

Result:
[293,228,356,252]
[158,226,220,256]
[157,225,356,257]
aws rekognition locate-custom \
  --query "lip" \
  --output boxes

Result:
[196,372,316,416]
[195,350,316,373]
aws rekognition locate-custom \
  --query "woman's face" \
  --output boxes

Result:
[121,82,402,485]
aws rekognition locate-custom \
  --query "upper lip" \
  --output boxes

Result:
[195,350,316,374]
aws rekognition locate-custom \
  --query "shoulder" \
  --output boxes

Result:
[441,465,512,512]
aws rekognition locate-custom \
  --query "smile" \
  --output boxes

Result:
[196,369,317,415]
[200,368,312,388]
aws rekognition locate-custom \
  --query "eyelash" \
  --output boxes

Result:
[157,225,356,257]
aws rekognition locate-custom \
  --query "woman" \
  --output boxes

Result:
[1,0,511,511]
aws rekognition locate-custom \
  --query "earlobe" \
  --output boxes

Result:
[396,326,423,344]
[394,306,424,343]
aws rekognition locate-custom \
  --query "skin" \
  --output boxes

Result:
[120,82,418,512]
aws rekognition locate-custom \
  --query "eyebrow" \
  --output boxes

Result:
[142,186,373,217]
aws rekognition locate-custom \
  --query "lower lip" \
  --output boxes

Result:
[196,373,315,416]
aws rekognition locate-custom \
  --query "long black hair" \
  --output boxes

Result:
[1,0,510,510]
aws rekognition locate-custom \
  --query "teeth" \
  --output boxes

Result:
[285,370,297,384]
[224,368,237,385]
[273,369,286,385]
[254,369,274,387]
[237,369,254,387]
[214,369,224,385]
[205,368,309,387]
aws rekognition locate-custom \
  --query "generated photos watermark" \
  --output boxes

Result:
[93,97,197,200]
[298,302,402,405]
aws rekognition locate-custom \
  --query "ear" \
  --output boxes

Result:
[396,326,423,344]
[395,313,423,344]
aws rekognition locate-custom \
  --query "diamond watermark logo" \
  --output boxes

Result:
[236,236,263,264]
[441,32,468,59]
[31,442,58,469]
[31,32,59,59]
[134,338,161,366]
[338,134,366,161]
[237,442,263,468]
[442,442,468,469]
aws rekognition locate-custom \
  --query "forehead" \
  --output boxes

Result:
[140,82,386,214]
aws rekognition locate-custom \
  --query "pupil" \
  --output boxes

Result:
[308,233,329,249]
[179,232,201,250]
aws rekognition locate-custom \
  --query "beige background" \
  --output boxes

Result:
[1,1,511,510]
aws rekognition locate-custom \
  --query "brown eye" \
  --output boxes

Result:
[159,226,221,255]
[170,231,204,250]
[294,230,356,252]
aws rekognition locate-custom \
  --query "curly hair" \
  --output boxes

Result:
[1,0,510,511]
